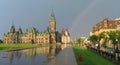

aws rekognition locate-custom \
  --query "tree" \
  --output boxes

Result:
[115,30,120,44]
[0,40,3,43]
[98,32,106,47]
[76,38,82,44]
[106,31,118,53]
[76,38,83,46]
[56,31,61,42]
[89,35,98,45]
[98,32,105,40]
[107,31,117,45]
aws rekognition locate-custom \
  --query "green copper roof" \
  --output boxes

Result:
[10,24,15,33]
[37,31,49,36]
[49,14,56,22]
[4,32,19,37]
[4,34,10,37]
[18,34,24,37]
[27,27,36,34]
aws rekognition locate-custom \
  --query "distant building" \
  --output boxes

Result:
[91,18,120,35]
[3,12,58,44]
[116,18,120,30]
[90,18,120,49]
[61,28,71,43]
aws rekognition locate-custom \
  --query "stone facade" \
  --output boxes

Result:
[3,13,58,44]
[91,18,120,49]
[49,13,56,43]
[61,28,71,44]
[91,18,120,35]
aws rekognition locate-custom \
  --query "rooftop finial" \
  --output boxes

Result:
[49,9,56,22]
[51,8,54,16]
[11,20,14,27]
[12,19,14,26]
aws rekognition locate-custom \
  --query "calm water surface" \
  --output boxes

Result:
[0,46,57,65]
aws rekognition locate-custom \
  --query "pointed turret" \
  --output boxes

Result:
[10,24,15,33]
[61,28,65,34]
[49,10,56,22]
[18,27,23,34]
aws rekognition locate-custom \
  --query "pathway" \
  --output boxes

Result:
[48,47,77,65]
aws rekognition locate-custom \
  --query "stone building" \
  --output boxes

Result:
[3,12,58,44]
[91,18,120,35]
[61,28,71,44]
[90,18,120,49]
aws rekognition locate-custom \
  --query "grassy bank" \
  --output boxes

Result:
[73,46,115,65]
[0,43,51,50]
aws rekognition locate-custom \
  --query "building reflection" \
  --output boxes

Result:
[7,51,14,64]
[49,45,56,61]
[21,47,50,57]
[5,46,60,64]
[4,44,72,65]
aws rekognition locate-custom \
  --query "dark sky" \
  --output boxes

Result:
[0,0,120,40]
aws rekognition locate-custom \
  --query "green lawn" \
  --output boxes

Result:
[73,46,116,65]
[0,43,55,50]
[0,44,38,50]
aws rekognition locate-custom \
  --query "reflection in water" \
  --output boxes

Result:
[1,45,59,65]
[49,45,56,62]
[0,44,71,65]
[7,51,14,64]
[21,46,50,58]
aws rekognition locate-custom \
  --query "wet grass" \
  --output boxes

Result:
[73,46,116,65]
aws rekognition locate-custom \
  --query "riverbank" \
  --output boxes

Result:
[73,46,116,65]
[0,43,50,50]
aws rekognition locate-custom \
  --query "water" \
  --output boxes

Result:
[0,44,71,65]
[0,46,56,65]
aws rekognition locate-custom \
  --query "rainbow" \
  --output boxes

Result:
[69,0,98,39]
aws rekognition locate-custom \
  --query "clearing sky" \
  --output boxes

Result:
[0,0,120,40]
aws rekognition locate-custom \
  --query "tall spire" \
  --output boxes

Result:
[10,23,15,33]
[49,10,56,22]
[51,9,54,16]
[18,26,23,34]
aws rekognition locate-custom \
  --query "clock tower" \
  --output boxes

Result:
[49,11,56,43]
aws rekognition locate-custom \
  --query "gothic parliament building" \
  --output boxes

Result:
[3,12,71,44]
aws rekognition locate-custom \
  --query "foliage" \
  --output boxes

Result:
[115,30,120,44]
[73,46,115,65]
[98,32,106,40]
[107,31,118,45]
[89,30,120,46]
[56,31,61,42]
[98,32,107,47]
[0,40,3,43]
[76,38,82,44]
[89,35,98,44]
